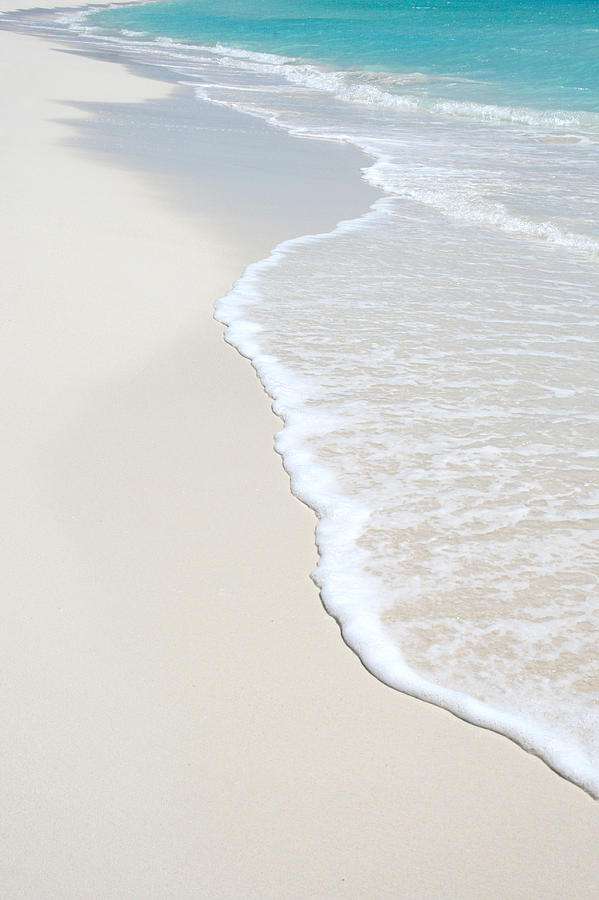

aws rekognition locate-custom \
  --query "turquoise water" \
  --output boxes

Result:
[90,0,599,111]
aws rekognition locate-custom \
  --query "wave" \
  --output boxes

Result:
[365,158,599,256]
[214,205,599,799]
[55,8,599,134]
[429,99,583,129]
[204,42,597,131]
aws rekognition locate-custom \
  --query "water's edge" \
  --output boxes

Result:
[3,2,597,799]
[215,214,599,800]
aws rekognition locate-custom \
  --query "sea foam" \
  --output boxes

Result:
[216,203,599,797]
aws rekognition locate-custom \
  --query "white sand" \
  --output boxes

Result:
[1,12,599,899]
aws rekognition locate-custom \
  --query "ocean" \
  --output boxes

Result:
[15,0,599,794]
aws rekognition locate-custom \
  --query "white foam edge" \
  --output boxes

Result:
[363,157,599,256]
[215,199,599,799]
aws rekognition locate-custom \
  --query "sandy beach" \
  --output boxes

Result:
[2,5,599,897]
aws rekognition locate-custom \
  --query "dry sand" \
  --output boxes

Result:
[1,8,599,898]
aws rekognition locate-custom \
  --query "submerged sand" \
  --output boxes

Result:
[1,7,599,897]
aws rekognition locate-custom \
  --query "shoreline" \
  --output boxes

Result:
[2,5,599,897]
